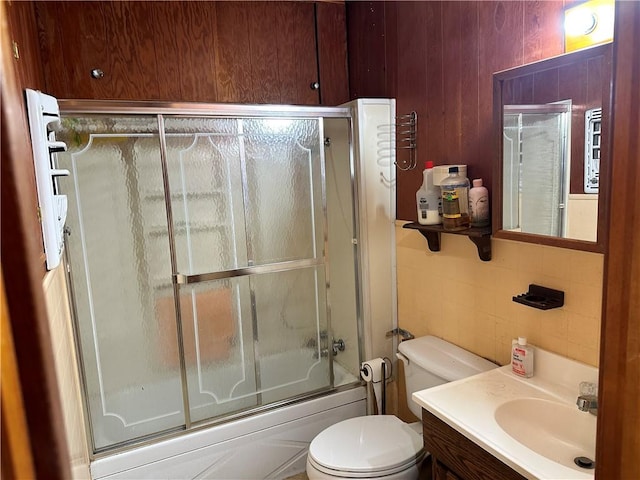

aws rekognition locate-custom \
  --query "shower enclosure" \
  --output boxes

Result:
[56,102,363,455]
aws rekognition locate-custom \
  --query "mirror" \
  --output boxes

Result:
[493,44,612,252]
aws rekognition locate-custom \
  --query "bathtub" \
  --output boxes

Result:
[91,362,366,479]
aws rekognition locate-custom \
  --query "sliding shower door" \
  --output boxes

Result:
[163,117,329,423]
[58,110,336,451]
[57,116,186,450]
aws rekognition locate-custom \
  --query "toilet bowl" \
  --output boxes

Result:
[307,415,424,479]
[306,336,497,479]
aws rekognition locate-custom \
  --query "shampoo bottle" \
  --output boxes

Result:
[416,161,441,225]
[469,178,490,227]
[511,337,534,378]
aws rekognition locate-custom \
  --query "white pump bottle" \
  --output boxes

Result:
[416,161,441,225]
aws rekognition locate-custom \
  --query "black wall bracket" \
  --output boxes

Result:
[403,222,492,261]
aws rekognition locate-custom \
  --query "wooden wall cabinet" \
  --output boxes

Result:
[34,1,348,106]
[422,410,526,480]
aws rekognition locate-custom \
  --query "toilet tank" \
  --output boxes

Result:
[397,336,497,418]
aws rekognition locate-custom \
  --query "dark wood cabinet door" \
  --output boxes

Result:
[213,1,319,105]
[35,1,161,100]
[423,410,526,480]
[34,1,337,105]
[434,460,462,480]
[316,1,349,105]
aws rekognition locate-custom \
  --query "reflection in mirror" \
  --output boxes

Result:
[493,44,612,253]
[503,102,572,238]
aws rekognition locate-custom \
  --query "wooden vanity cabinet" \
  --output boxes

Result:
[422,410,526,480]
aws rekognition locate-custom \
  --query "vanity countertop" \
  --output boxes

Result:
[412,348,598,480]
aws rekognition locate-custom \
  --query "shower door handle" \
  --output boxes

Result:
[174,258,324,285]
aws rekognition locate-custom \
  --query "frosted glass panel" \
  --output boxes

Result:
[183,269,329,422]
[163,117,324,273]
[180,278,258,423]
[244,119,324,264]
[57,116,185,450]
[164,118,246,275]
[254,267,330,403]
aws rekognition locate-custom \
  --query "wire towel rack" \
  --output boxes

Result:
[377,111,417,171]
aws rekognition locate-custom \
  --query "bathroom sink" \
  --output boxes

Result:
[494,397,597,471]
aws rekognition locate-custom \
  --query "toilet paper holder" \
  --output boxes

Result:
[361,357,392,415]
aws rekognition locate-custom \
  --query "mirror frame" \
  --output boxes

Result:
[492,44,613,253]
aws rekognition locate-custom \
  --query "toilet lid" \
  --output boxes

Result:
[308,416,424,476]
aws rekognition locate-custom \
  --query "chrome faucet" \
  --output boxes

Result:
[576,381,598,415]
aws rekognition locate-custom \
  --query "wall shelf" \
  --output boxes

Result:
[403,222,492,261]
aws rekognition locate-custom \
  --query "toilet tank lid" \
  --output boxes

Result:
[398,336,497,381]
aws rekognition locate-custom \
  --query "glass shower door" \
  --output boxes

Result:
[57,116,186,451]
[163,117,330,423]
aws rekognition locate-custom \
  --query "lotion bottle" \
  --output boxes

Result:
[416,161,441,225]
[469,178,490,227]
[511,337,534,378]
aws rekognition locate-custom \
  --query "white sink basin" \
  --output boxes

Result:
[413,348,599,479]
[495,398,597,471]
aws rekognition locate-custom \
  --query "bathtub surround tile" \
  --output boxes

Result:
[395,224,603,368]
[42,266,91,480]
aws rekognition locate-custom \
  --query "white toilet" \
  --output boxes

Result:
[306,336,497,479]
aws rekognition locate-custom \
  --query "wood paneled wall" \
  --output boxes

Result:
[3,0,47,271]
[35,1,349,106]
[1,0,71,475]
[347,1,567,220]
[598,2,640,478]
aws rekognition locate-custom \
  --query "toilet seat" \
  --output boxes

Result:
[307,416,424,478]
